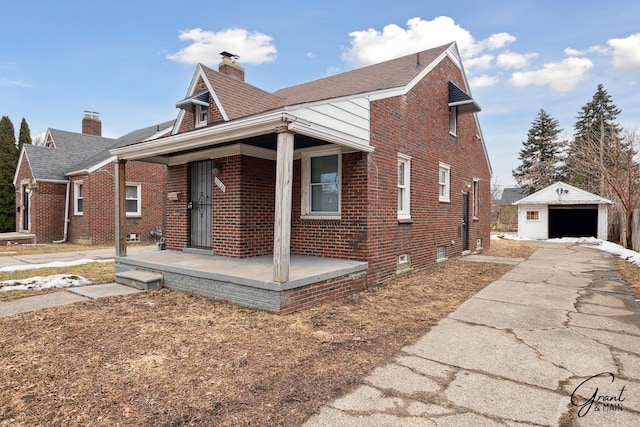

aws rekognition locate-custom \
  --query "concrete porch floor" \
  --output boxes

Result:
[115,249,368,292]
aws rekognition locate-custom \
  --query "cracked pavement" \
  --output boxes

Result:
[304,242,640,426]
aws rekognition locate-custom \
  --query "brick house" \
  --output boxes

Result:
[113,43,492,312]
[13,114,172,245]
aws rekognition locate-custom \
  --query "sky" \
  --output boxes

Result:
[2,0,639,190]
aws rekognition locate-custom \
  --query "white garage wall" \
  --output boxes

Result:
[597,205,608,240]
[517,204,548,239]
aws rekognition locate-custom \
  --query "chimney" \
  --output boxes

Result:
[218,51,244,81]
[82,111,101,136]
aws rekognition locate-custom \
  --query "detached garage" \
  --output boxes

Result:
[514,182,612,240]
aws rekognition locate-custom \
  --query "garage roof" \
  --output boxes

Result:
[513,181,613,206]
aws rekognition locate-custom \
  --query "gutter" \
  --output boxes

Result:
[53,181,70,243]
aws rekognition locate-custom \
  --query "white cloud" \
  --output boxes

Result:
[509,57,593,93]
[564,48,585,56]
[496,51,537,69]
[167,27,277,65]
[607,33,640,69]
[306,51,315,59]
[464,54,494,70]
[470,74,499,88]
[341,16,516,68]
[0,78,32,88]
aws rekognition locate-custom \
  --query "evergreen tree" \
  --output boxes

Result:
[512,109,565,195]
[17,117,32,161]
[0,116,17,232]
[565,84,622,194]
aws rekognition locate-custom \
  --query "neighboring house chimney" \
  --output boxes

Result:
[82,111,102,136]
[218,51,244,81]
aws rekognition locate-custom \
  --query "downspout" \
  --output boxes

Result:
[53,181,70,243]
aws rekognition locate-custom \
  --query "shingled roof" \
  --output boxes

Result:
[24,121,174,181]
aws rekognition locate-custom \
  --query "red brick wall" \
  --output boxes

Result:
[165,164,189,250]
[290,152,369,260]
[366,56,491,285]
[14,153,67,243]
[67,161,166,245]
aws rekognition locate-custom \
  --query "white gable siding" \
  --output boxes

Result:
[597,205,608,240]
[518,205,548,239]
[287,97,370,144]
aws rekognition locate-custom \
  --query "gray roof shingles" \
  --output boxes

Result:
[26,121,174,181]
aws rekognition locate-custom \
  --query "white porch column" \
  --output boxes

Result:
[115,159,127,257]
[273,128,294,282]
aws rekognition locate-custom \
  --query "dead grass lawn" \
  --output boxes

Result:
[0,240,538,426]
[617,258,640,300]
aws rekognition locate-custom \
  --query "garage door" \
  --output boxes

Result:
[548,205,598,238]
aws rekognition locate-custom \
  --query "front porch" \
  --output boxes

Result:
[115,250,368,313]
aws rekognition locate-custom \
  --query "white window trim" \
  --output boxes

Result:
[74,181,83,215]
[195,104,208,128]
[439,162,451,203]
[472,178,479,219]
[397,153,411,220]
[125,183,142,217]
[301,148,341,219]
[449,106,457,136]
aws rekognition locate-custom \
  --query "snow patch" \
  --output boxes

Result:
[0,258,113,272]
[0,274,92,292]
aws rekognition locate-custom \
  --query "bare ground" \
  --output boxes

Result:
[0,240,537,426]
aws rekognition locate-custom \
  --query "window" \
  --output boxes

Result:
[126,184,141,216]
[301,150,341,217]
[472,179,479,218]
[526,211,539,221]
[126,233,140,243]
[74,182,83,215]
[439,163,451,202]
[195,104,208,127]
[397,154,411,219]
[449,106,457,135]
[437,246,446,261]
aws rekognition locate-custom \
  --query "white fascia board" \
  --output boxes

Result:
[166,143,277,166]
[34,178,69,184]
[287,118,373,153]
[112,111,289,161]
[13,148,28,186]
[143,124,175,142]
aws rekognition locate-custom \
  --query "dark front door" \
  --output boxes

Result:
[462,192,469,251]
[189,160,213,248]
[22,184,29,230]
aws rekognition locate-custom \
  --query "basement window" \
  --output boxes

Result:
[436,246,447,262]
[126,233,140,243]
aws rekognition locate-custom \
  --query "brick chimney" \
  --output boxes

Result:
[218,51,244,81]
[82,111,102,136]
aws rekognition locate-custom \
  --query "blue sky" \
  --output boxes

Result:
[2,0,639,189]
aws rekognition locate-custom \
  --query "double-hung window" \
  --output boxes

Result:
[439,163,451,203]
[125,184,141,217]
[301,150,341,218]
[195,104,208,127]
[397,154,411,219]
[74,181,83,215]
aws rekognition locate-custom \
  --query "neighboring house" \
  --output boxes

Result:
[492,187,524,231]
[513,181,612,240]
[113,43,492,312]
[13,114,172,245]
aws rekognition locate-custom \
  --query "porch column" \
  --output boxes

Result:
[115,159,127,257]
[273,128,294,282]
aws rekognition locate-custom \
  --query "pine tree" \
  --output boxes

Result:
[566,84,622,194]
[512,109,565,195]
[0,116,17,232]
[17,117,32,161]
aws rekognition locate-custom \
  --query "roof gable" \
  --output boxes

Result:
[514,182,613,205]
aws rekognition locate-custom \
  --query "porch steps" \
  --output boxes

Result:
[115,270,163,291]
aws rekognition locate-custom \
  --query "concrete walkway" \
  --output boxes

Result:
[0,245,154,317]
[304,242,640,426]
